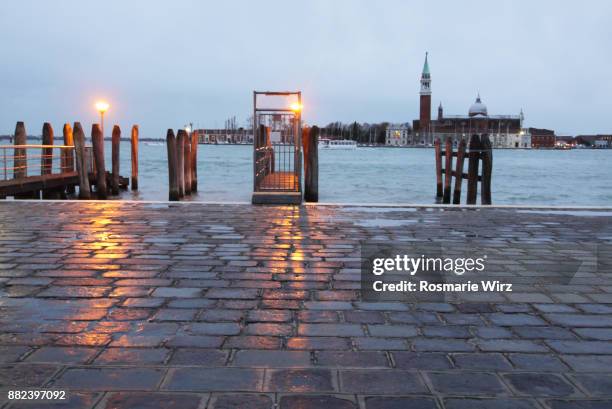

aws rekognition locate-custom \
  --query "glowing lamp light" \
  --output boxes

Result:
[95,100,110,136]
[95,101,109,114]
[290,102,303,113]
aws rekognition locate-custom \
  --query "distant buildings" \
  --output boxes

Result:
[529,128,556,148]
[385,124,411,146]
[412,53,530,149]
[195,129,252,144]
[525,131,612,149]
[575,134,612,148]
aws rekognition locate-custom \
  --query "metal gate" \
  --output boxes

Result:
[252,91,302,204]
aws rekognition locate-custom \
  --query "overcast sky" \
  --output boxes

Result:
[1,0,610,137]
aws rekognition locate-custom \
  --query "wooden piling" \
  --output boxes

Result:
[185,134,192,196]
[434,139,442,199]
[111,125,121,195]
[62,123,76,194]
[13,122,39,198]
[303,126,319,202]
[91,124,107,199]
[61,123,74,172]
[41,123,55,198]
[480,134,493,205]
[443,138,452,204]
[13,122,27,179]
[131,125,139,190]
[41,123,54,175]
[452,139,466,204]
[466,134,481,205]
[190,131,198,192]
[302,127,310,198]
[73,122,91,199]
[166,129,179,201]
[176,130,185,197]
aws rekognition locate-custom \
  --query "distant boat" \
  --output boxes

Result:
[319,139,357,150]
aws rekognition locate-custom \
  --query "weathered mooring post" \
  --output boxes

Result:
[302,126,319,202]
[452,139,466,204]
[466,135,481,205]
[181,130,192,196]
[443,138,453,204]
[62,123,76,194]
[41,123,54,176]
[73,122,91,199]
[434,139,443,199]
[91,124,107,199]
[190,131,198,192]
[111,125,121,195]
[166,129,179,201]
[176,129,186,198]
[13,121,37,198]
[13,122,27,180]
[41,122,54,199]
[480,135,493,205]
[62,123,74,173]
[131,125,139,190]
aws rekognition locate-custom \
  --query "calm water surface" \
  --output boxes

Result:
[111,143,612,206]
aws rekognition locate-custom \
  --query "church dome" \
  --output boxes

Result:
[469,94,488,117]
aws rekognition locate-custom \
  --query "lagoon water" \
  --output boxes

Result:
[111,143,612,206]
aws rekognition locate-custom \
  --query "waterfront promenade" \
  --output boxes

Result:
[0,202,611,408]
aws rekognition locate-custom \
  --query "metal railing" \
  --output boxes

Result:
[253,118,301,193]
[0,144,92,181]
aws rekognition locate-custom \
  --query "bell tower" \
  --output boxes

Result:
[419,52,432,137]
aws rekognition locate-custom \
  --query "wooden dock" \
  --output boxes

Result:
[0,172,78,197]
[1,121,137,200]
[0,171,128,199]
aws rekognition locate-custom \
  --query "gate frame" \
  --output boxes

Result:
[252,91,303,204]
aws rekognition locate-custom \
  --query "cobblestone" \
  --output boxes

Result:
[0,202,610,406]
[503,373,579,397]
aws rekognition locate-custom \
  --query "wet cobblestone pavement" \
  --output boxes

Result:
[0,202,611,408]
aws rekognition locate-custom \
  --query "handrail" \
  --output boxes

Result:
[0,144,75,149]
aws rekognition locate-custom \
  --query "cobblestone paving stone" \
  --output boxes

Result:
[0,202,610,408]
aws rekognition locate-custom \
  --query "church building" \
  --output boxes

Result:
[412,53,530,148]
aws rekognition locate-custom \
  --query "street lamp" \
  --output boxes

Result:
[290,102,303,113]
[95,101,109,136]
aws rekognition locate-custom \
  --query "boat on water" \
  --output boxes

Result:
[318,139,357,150]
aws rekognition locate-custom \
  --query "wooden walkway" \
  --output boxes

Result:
[0,172,128,198]
[0,172,79,197]
[253,171,301,204]
[259,171,298,191]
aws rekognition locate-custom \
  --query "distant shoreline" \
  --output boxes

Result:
[0,135,609,150]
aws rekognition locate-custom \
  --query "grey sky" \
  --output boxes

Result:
[1,0,610,137]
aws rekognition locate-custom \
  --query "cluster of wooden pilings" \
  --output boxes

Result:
[434,135,492,205]
[166,129,198,201]
[1,121,138,200]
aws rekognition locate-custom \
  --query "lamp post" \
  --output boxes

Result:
[95,101,109,137]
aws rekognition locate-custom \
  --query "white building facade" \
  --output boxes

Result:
[385,124,411,146]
